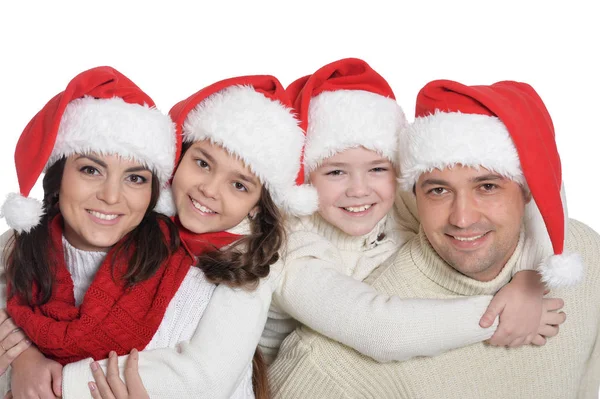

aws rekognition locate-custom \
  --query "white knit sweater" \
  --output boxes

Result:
[268,219,600,399]
[0,230,259,399]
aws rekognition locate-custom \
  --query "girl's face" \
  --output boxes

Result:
[172,140,262,234]
[59,153,153,252]
[309,147,397,236]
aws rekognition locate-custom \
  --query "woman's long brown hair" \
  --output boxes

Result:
[4,156,180,305]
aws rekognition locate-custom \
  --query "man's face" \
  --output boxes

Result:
[415,165,528,281]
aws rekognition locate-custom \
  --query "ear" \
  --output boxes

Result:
[248,205,260,219]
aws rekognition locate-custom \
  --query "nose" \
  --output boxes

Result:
[198,176,220,199]
[97,178,122,205]
[346,173,372,198]
[448,191,481,229]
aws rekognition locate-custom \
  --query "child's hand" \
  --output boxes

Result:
[89,349,149,399]
[480,270,548,347]
[9,345,63,398]
[532,296,566,346]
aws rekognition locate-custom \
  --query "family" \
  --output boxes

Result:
[0,58,597,399]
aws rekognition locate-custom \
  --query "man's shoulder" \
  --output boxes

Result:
[566,218,600,280]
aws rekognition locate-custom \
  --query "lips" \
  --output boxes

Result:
[87,210,120,220]
[342,204,372,213]
[190,197,217,214]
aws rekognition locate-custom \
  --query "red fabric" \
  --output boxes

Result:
[8,215,214,365]
[285,58,396,184]
[415,80,564,255]
[14,66,155,199]
[174,217,242,256]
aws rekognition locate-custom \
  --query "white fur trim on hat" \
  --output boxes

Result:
[183,85,317,216]
[399,111,523,191]
[304,90,406,171]
[154,185,177,217]
[47,96,176,185]
[1,192,44,233]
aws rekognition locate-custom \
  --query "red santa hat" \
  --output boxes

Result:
[399,79,583,287]
[0,66,177,233]
[287,57,407,179]
[168,75,317,217]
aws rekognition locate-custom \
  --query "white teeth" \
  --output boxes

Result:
[453,234,485,242]
[344,204,372,213]
[191,198,216,214]
[88,210,119,220]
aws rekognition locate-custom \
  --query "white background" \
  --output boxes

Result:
[0,2,598,234]
[0,1,598,396]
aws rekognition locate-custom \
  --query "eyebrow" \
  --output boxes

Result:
[76,155,150,173]
[420,174,505,188]
[234,172,259,187]
[193,148,217,164]
[322,159,389,168]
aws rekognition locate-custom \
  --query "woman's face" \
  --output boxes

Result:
[172,140,262,234]
[59,152,153,252]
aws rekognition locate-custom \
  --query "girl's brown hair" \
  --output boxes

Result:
[179,141,284,399]
[4,156,180,306]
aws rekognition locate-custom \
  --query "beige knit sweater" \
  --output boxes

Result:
[268,219,600,399]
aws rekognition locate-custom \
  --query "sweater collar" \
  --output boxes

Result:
[410,227,525,296]
[302,212,394,251]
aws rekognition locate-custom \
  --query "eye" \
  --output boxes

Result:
[127,174,148,185]
[233,182,248,192]
[326,170,344,176]
[195,159,209,169]
[427,187,448,196]
[80,166,100,176]
[480,183,498,192]
[370,167,388,173]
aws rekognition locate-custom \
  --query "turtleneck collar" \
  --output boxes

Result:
[409,227,525,296]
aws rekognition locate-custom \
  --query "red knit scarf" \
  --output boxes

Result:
[7,215,238,365]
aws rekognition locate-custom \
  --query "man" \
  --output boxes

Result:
[268,80,599,399]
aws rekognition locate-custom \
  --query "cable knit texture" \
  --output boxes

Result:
[261,201,500,366]
[268,219,600,399]
[6,215,194,365]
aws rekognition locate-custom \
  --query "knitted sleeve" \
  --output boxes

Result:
[277,253,498,363]
[61,279,272,398]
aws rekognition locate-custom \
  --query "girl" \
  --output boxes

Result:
[60,74,317,398]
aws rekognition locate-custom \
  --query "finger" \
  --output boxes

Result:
[508,337,525,348]
[538,324,559,338]
[51,362,63,397]
[0,338,31,371]
[0,318,19,344]
[89,382,102,399]
[542,297,564,312]
[531,335,547,346]
[542,311,567,326]
[1,329,26,350]
[479,300,504,328]
[0,309,9,324]
[106,351,128,398]
[124,349,148,396]
[91,361,116,399]
[3,390,12,399]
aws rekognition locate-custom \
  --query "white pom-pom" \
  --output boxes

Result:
[0,193,44,233]
[281,185,319,216]
[539,252,584,288]
[154,186,177,217]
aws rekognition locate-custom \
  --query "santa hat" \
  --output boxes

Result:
[168,75,317,217]
[0,66,177,233]
[399,79,583,287]
[287,57,407,177]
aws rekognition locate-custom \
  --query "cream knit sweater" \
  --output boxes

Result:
[268,219,600,399]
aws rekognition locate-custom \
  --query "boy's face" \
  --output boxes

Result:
[415,165,527,281]
[309,147,396,236]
